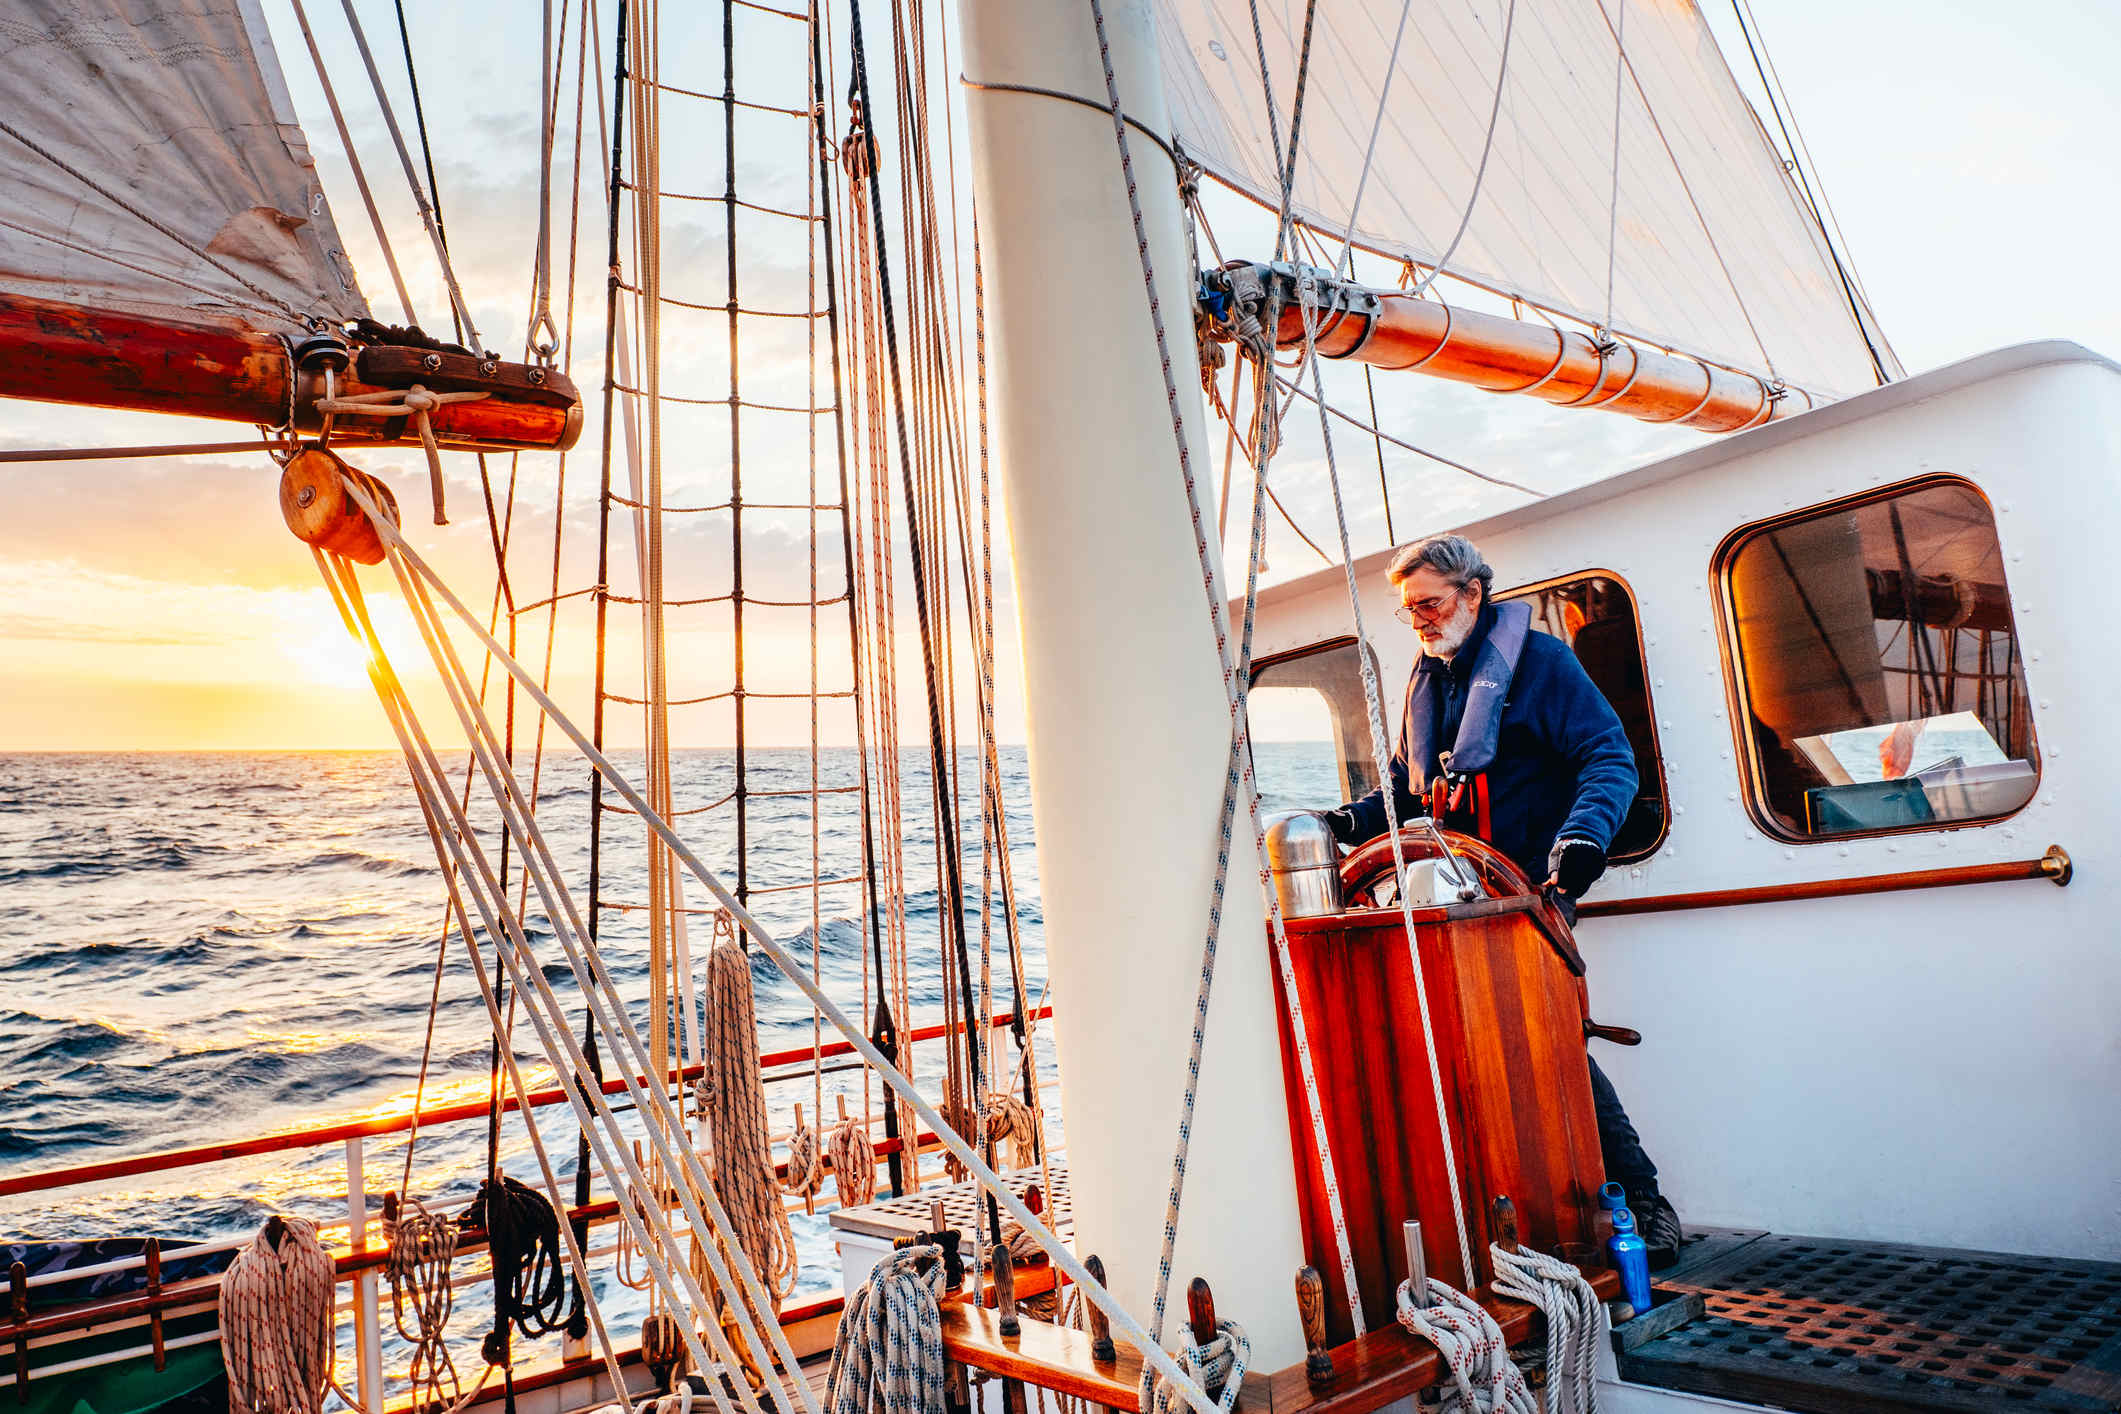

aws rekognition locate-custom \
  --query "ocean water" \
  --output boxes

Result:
[0,742,1337,1372]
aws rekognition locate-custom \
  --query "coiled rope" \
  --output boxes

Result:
[1148,1319,1249,1414]
[782,1112,825,1202]
[982,1092,1042,1171]
[384,1198,461,1410]
[1489,1247,1604,1414]
[219,1217,353,1414]
[994,1221,1060,1321]
[826,1114,879,1209]
[1394,1279,1534,1414]
[823,1245,947,1414]
[698,919,800,1301]
[462,1173,570,1343]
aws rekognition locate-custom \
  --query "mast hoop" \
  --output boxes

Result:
[1643,367,1720,425]
[1504,328,1572,396]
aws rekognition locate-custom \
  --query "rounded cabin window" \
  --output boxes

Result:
[1717,476,2040,840]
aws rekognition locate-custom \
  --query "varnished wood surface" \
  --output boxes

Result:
[1271,290,1806,434]
[943,1300,1144,1411]
[0,293,580,453]
[1577,851,2069,918]
[1269,906,1605,1343]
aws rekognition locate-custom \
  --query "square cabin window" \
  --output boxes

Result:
[1719,477,2039,840]
[1249,638,1383,813]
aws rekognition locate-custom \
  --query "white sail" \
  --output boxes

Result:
[0,0,368,331]
[1154,0,1898,397]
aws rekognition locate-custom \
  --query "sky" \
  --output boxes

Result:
[1,0,2116,750]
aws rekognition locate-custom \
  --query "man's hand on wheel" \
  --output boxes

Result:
[1546,838,1607,898]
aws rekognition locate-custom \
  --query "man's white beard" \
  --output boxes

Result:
[1420,597,1481,660]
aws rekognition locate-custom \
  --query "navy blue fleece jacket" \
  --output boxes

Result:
[1326,603,1638,882]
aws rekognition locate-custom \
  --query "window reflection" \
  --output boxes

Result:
[1249,639,1382,809]
[1722,478,2039,838]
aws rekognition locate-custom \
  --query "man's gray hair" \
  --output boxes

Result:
[1386,534,1493,597]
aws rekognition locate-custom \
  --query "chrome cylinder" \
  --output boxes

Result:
[1262,810,1346,919]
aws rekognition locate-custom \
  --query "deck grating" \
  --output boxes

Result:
[1618,1233,2121,1412]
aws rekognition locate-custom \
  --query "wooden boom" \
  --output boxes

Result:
[1208,263,1814,433]
[0,293,581,452]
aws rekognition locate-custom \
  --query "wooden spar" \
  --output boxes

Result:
[1213,264,1814,433]
[0,293,582,452]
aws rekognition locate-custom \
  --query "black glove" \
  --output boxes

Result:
[1320,805,1362,846]
[1547,838,1608,898]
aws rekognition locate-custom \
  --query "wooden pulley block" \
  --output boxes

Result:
[279,445,400,565]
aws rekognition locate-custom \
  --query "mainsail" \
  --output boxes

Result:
[0,0,368,332]
[1154,0,1898,398]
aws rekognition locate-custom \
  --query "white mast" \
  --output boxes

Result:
[961,0,1307,1367]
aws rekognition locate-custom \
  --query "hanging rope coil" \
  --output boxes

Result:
[219,1216,343,1414]
[1148,1319,1249,1414]
[782,1112,825,1199]
[461,1173,570,1344]
[826,1114,879,1209]
[1489,1247,1604,1414]
[823,1245,948,1414]
[981,1091,1041,1171]
[1395,1279,1535,1414]
[384,1197,462,1409]
[699,918,800,1300]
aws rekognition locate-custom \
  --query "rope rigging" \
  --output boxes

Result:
[315,468,1224,1414]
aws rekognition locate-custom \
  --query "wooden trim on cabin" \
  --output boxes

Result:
[1708,473,2043,847]
[1494,568,1672,865]
[1577,848,2070,918]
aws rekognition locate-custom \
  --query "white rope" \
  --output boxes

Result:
[219,1218,343,1414]
[826,1115,879,1209]
[315,549,798,1414]
[383,1198,461,1411]
[1148,1320,1250,1414]
[285,0,418,326]
[334,0,484,348]
[1083,0,1369,1345]
[823,1245,947,1414]
[1291,265,1479,1288]
[1406,0,1522,300]
[1395,1279,1535,1414]
[1489,1245,1604,1414]
[334,476,1225,1414]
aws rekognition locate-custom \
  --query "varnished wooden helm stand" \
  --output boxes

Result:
[1271,824,1612,1343]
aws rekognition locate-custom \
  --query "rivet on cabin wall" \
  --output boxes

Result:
[1675,804,1686,815]
[1888,843,1899,852]
[1656,678,1666,688]
[1839,848,1851,857]
[1726,792,1736,802]
[2040,700,2051,710]
[1661,719,1673,730]
[1630,868,1643,880]
[1782,850,1795,860]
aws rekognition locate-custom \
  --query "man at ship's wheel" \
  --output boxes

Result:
[1322,532,1688,1268]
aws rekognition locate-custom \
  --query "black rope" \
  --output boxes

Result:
[393,0,450,247]
[1727,0,1890,386]
[818,0,904,1198]
[848,0,1002,1261]
[462,1173,570,1352]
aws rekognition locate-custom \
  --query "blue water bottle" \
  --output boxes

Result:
[1606,1205,1653,1313]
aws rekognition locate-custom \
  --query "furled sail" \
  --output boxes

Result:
[0,0,369,333]
[1153,0,1898,398]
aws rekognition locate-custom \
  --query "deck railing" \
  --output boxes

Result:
[2,1006,1058,1411]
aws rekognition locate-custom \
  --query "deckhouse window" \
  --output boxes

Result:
[1718,477,2039,840]
[1497,573,1668,863]
[1249,639,1383,811]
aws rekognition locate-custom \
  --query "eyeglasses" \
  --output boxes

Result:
[1394,584,1466,625]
